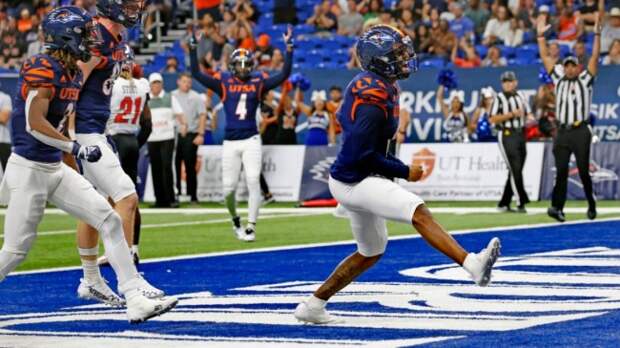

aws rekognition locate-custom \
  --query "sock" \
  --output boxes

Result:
[232,216,241,229]
[131,245,139,256]
[462,253,477,274]
[81,258,102,283]
[225,191,237,218]
[307,295,327,309]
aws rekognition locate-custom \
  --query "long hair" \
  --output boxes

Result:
[47,48,78,75]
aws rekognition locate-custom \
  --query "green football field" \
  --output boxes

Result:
[1,200,618,272]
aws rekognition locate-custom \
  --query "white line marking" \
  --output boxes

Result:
[0,212,324,238]
[9,217,620,276]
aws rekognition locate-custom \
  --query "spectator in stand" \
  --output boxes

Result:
[196,0,222,22]
[602,8,620,53]
[505,18,524,47]
[295,89,336,146]
[465,0,490,37]
[256,33,275,68]
[145,0,174,36]
[232,0,259,24]
[270,49,285,70]
[556,4,583,45]
[396,8,417,39]
[0,30,24,70]
[219,8,236,37]
[26,25,43,57]
[548,41,562,64]
[449,2,474,40]
[483,5,511,46]
[17,8,33,34]
[603,39,620,65]
[573,40,589,66]
[235,19,255,50]
[307,0,338,33]
[337,0,364,37]
[427,19,457,59]
[482,45,507,66]
[413,23,430,52]
[162,56,179,73]
[364,9,397,31]
[514,0,535,31]
[358,0,383,23]
[577,0,603,32]
[451,37,481,68]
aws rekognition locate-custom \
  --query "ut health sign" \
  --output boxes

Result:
[397,143,545,201]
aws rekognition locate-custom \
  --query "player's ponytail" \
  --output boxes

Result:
[47,48,79,76]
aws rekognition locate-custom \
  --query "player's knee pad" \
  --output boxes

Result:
[98,212,124,245]
[0,249,28,281]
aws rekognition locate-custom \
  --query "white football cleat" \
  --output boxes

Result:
[233,226,246,240]
[77,278,125,307]
[243,225,256,242]
[125,292,178,324]
[463,237,501,287]
[294,301,336,324]
[97,255,110,266]
[133,276,165,299]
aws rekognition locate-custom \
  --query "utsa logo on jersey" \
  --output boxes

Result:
[75,21,127,134]
[11,54,83,163]
[216,71,269,140]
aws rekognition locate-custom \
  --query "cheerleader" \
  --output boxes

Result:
[437,85,470,143]
[470,87,496,142]
[295,88,335,146]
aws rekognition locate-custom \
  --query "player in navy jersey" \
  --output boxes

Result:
[70,0,167,305]
[0,7,177,323]
[294,25,501,324]
[189,27,294,242]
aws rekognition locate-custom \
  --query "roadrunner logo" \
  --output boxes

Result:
[309,156,336,183]
[2,246,619,347]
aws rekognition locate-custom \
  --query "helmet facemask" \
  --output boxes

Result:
[230,56,254,80]
[77,19,102,62]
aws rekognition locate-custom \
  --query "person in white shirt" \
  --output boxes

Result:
[0,90,12,175]
[146,73,184,207]
[483,5,512,46]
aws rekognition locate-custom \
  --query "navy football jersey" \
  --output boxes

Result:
[331,71,409,183]
[11,54,82,163]
[75,21,126,134]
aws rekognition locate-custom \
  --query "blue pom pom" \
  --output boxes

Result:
[437,69,458,90]
[299,76,312,91]
[289,73,302,87]
[538,66,553,85]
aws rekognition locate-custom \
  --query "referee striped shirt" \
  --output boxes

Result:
[490,91,531,129]
[550,64,594,125]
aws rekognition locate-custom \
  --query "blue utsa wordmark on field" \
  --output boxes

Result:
[0,219,619,347]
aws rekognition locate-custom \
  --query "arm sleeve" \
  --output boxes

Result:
[262,50,294,91]
[189,47,223,96]
[351,103,410,180]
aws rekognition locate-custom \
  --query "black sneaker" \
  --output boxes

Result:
[497,205,514,212]
[587,206,597,220]
[547,207,566,222]
[516,205,527,213]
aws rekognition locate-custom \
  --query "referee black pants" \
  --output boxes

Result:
[498,129,530,208]
[175,132,198,202]
[551,123,595,210]
[148,139,176,207]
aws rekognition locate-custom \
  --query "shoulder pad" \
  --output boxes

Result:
[351,76,390,104]
[21,55,59,89]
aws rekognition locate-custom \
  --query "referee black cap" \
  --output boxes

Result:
[562,56,579,66]
[501,71,517,82]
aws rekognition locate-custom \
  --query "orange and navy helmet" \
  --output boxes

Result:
[228,48,255,81]
[42,6,102,62]
[356,25,418,81]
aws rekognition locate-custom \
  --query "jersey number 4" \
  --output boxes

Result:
[114,96,142,124]
[235,93,247,120]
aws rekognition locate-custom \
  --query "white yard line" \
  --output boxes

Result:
[0,212,324,239]
[0,207,618,215]
[9,216,620,277]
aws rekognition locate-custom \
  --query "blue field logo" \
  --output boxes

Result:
[1,220,619,347]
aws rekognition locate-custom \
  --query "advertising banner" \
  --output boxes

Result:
[397,143,545,201]
[540,142,620,200]
[299,145,340,201]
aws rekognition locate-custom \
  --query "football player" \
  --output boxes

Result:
[105,49,151,263]
[189,27,294,241]
[294,25,501,324]
[0,7,177,323]
[72,0,163,305]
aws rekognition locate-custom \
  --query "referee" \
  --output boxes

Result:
[537,13,602,222]
[490,71,532,213]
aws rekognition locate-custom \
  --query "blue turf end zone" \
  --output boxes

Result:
[1,219,619,347]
